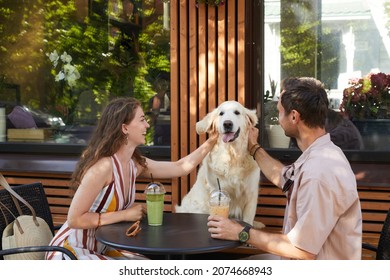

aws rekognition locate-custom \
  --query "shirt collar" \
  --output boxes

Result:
[281,133,331,185]
[293,133,331,171]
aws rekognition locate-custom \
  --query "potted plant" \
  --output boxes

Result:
[340,72,390,150]
[264,100,290,148]
[340,72,390,120]
[264,77,290,148]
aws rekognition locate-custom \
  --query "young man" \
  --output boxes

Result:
[207,77,362,260]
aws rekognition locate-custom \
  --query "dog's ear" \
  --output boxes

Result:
[245,108,258,127]
[196,108,218,135]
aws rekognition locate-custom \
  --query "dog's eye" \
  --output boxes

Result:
[234,110,240,115]
[219,112,224,116]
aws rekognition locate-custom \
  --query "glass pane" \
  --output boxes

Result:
[0,0,171,146]
[264,0,390,151]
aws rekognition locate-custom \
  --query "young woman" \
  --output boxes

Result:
[46,97,217,260]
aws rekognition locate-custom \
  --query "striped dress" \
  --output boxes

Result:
[46,155,147,260]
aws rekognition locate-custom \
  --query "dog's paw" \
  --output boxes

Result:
[252,220,266,229]
[175,204,183,213]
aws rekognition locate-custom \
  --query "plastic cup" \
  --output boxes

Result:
[145,182,166,226]
[209,190,230,218]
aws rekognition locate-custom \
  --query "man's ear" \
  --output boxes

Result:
[196,108,218,135]
[291,110,299,122]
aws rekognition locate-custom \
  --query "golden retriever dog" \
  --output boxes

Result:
[175,101,264,228]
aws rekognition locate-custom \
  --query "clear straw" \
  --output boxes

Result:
[151,173,155,193]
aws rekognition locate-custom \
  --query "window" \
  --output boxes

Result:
[253,0,390,162]
[0,0,171,154]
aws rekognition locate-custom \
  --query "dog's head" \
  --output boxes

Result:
[196,101,258,143]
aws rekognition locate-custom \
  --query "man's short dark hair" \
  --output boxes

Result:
[280,77,329,128]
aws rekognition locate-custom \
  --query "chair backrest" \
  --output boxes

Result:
[0,182,55,251]
[376,208,390,260]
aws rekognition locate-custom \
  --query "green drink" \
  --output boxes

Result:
[146,193,164,226]
[145,181,166,226]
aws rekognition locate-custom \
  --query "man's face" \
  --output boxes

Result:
[277,91,295,138]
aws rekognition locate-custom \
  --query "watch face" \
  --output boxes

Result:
[239,231,249,242]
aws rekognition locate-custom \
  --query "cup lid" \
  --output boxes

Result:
[145,182,166,194]
[209,190,230,202]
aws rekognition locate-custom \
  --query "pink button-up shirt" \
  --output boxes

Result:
[282,133,362,259]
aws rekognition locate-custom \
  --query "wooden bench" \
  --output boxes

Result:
[358,185,390,259]
[2,171,389,259]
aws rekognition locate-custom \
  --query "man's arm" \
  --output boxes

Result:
[248,127,285,188]
[207,216,316,260]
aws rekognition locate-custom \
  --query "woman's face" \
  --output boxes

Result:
[124,106,150,146]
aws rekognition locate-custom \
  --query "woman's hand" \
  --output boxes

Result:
[123,204,146,221]
[207,129,219,145]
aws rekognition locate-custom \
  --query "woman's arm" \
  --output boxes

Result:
[67,158,145,229]
[140,133,218,179]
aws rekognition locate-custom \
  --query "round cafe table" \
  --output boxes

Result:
[95,213,241,259]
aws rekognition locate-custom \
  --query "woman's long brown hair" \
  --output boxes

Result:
[70,97,147,190]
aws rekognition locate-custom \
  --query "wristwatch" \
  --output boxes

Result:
[238,225,252,243]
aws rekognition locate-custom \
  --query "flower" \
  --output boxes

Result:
[340,72,390,120]
[48,50,80,88]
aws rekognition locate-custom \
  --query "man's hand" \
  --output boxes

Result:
[247,126,260,152]
[207,215,243,241]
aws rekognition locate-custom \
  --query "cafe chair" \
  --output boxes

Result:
[362,208,390,260]
[0,182,76,260]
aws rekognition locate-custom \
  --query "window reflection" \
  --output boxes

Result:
[264,0,390,150]
[146,73,171,145]
[0,0,171,146]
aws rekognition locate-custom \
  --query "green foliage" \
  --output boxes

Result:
[41,0,170,127]
[279,0,321,80]
[0,0,170,145]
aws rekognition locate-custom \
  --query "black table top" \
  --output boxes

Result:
[96,213,241,256]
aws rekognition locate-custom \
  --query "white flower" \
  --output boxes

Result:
[60,51,72,64]
[48,50,80,88]
[63,64,80,87]
[48,50,59,67]
[55,71,65,82]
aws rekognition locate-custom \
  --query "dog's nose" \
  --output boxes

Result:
[223,120,233,132]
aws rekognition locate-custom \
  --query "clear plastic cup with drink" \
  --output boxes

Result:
[145,182,166,226]
[209,190,230,218]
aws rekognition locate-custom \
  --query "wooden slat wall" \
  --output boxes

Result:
[3,170,389,259]
[170,0,246,203]
[1,172,173,228]
[254,180,390,260]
